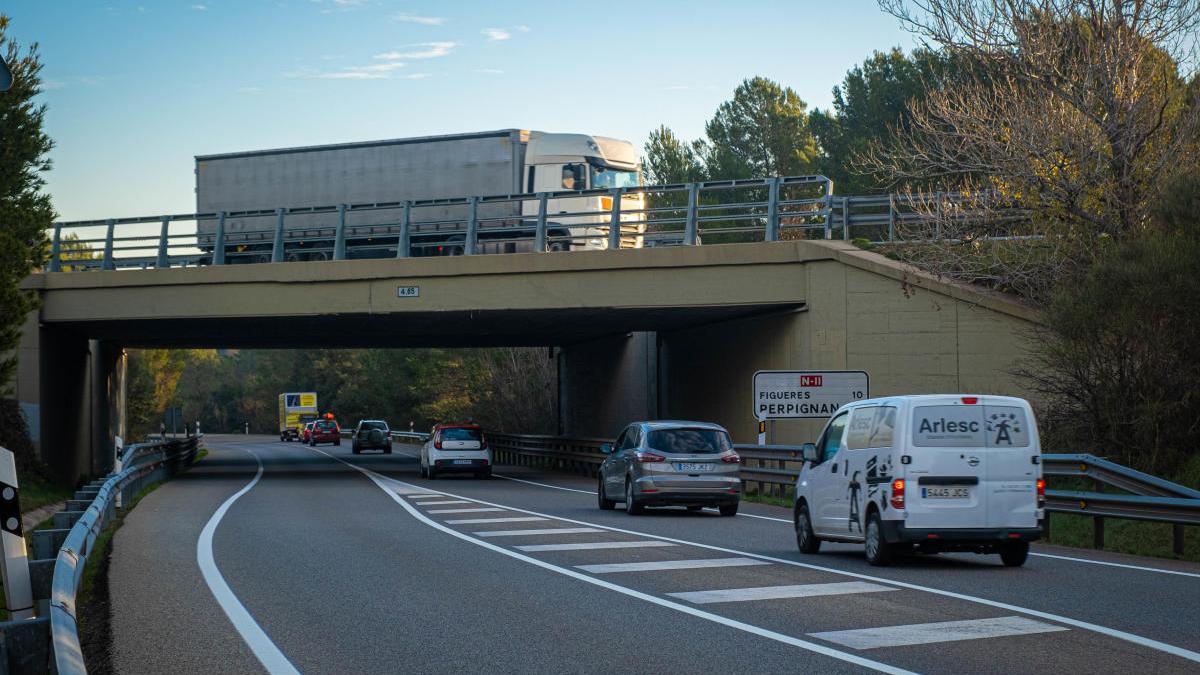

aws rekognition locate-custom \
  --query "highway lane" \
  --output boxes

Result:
[109,436,1200,674]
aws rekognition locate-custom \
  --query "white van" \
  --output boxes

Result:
[793,395,1044,567]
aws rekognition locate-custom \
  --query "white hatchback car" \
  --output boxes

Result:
[793,394,1044,566]
[420,423,492,480]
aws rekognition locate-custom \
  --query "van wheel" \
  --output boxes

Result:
[625,480,644,515]
[999,541,1029,567]
[795,503,821,554]
[864,512,894,566]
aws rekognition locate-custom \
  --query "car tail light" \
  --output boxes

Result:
[961,397,978,404]
[721,453,741,464]
[635,451,665,463]
[1036,478,1045,506]
[481,438,489,449]
[434,439,442,449]
[890,479,906,510]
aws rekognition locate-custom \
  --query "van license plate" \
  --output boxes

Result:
[923,487,970,499]
[675,463,713,472]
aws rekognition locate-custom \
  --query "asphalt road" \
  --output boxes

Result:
[108,435,1200,674]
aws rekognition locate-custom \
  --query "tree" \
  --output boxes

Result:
[0,16,53,393]
[703,77,819,178]
[642,125,706,185]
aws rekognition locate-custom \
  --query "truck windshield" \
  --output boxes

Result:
[590,165,640,189]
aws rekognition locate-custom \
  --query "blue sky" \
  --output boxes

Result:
[5,1,917,221]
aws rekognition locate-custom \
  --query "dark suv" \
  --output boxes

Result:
[352,420,392,454]
[309,419,341,446]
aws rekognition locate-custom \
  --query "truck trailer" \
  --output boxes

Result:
[194,129,644,261]
[278,392,319,441]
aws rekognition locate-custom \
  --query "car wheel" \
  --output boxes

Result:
[864,511,894,566]
[719,503,739,517]
[335,439,341,446]
[418,464,426,478]
[384,447,393,455]
[428,466,437,480]
[598,476,616,510]
[625,479,644,515]
[795,502,821,554]
[999,541,1029,567]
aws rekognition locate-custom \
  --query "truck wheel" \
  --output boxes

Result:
[795,503,821,554]
[999,541,1029,567]
[864,512,894,566]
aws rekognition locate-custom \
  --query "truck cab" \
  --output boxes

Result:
[793,395,1044,567]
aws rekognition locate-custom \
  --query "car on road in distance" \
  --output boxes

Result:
[352,420,392,454]
[793,394,1043,567]
[598,421,741,516]
[302,421,316,444]
[309,418,341,446]
[420,423,491,479]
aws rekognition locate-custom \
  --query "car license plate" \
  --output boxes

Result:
[453,459,473,465]
[674,463,714,472]
[923,486,970,499]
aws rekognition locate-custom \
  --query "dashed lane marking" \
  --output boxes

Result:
[427,507,506,514]
[809,616,1068,650]
[414,500,474,505]
[444,516,550,525]
[578,557,772,574]
[669,581,896,605]
[516,541,677,552]
[474,527,603,538]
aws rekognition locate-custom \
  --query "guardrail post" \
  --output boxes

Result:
[888,195,896,242]
[935,191,944,240]
[102,218,116,270]
[213,211,227,265]
[334,203,348,261]
[607,187,623,250]
[1174,524,1185,555]
[534,193,548,252]
[48,223,63,272]
[684,182,699,246]
[272,208,286,262]
[0,447,34,621]
[765,177,780,242]
[156,216,171,268]
[842,196,850,240]
[397,201,411,258]
[465,196,478,255]
[823,198,833,240]
[1093,515,1105,549]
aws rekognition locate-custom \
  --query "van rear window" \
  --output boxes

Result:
[912,405,1030,448]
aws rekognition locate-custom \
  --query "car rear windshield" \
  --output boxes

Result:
[441,427,482,441]
[646,428,732,455]
[360,421,387,431]
[316,421,337,430]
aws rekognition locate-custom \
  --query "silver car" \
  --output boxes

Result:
[598,421,741,516]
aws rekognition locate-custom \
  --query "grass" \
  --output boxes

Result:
[742,486,794,510]
[19,472,73,515]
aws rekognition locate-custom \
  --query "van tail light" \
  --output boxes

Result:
[890,479,906,510]
[721,453,741,464]
[635,452,666,463]
[1036,478,1045,507]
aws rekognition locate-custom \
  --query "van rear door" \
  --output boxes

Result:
[982,399,1039,528]
[905,402,988,529]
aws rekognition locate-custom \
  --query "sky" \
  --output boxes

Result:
[4,1,919,221]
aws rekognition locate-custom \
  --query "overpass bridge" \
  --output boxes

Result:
[17,235,1037,484]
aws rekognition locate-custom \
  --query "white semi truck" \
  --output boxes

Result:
[194,129,644,260]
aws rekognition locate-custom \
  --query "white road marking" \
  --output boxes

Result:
[313,449,915,675]
[415,500,474,505]
[810,616,1068,650]
[474,527,603,537]
[445,516,550,525]
[406,494,444,499]
[379,477,1200,665]
[197,448,299,675]
[1029,552,1200,579]
[578,557,772,574]
[317,448,1200,666]
[496,474,596,494]
[427,507,506,514]
[516,541,677,552]
[670,581,896,604]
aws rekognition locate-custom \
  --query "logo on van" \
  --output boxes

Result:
[986,412,1022,446]
[967,456,980,467]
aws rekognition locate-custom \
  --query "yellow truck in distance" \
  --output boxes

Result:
[279,392,319,442]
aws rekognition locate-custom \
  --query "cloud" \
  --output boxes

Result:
[393,12,444,25]
[333,0,367,5]
[515,25,531,32]
[191,3,207,10]
[482,27,511,41]
[373,41,457,60]
[41,80,66,90]
[476,68,504,75]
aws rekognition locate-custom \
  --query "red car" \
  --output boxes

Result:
[302,421,316,444]
[309,418,341,446]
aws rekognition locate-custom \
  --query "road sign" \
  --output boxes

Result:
[753,370,869,419]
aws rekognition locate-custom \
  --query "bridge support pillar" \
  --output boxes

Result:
[559,332,658,439]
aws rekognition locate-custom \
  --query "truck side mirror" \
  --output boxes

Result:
[600,443,613,454]
[801,442,819,464]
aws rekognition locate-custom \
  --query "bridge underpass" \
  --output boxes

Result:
[17,239,1038,484]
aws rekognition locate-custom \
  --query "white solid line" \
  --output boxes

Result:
[445,517,550,525]
[578,557,772,574]
[382,481,1200,664]
[474,527,603,537]
[415,500,474,505]
[427,507,506,514]
[311,449,915,675]
[809,616,1068,650]
[515,541,677,552]
[669,581,896,605]
[1029,552,1200,579]
[196,449,300,675]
